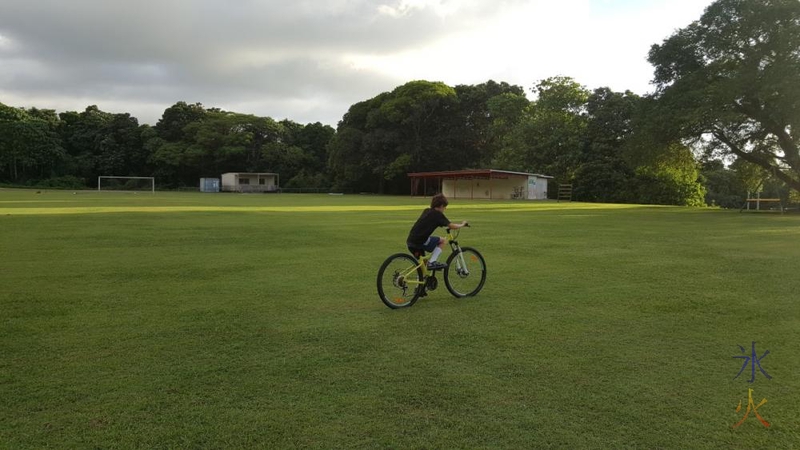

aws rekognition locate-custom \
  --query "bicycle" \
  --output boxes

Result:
[376,226,487,309]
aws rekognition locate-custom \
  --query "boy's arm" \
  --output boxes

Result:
[447,221,469,230]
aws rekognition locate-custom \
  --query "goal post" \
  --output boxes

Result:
[97,176,155,194]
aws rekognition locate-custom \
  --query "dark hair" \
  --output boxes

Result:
[431,193,449,209]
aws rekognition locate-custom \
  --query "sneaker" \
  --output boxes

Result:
[427,261,448,270]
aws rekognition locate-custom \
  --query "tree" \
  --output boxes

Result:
[701,159,748,208]
[493,77,589,183]
[150,110,284,185]
[329,81,458,193]
[58,106,114,182]
[280,120,335,173]
[648,0,800,193]
[155,102,207,142]
[0,103,64,183]
[96,114,147,176]
[378,80,458,171]
[633,144,707,206]
[731,158,769,195]
[452,81,527,168]
[572,88,642,202]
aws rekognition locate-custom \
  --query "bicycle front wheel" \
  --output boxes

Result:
[377,253,423,309]
[444,247,486,298]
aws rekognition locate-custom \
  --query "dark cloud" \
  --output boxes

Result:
[0,0,513,124]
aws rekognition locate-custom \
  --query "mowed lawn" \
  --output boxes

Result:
[1,189,799,449]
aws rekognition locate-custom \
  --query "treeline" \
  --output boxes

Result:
[0,81,776,207]
[329,78,709,205]
[0,101,334,190]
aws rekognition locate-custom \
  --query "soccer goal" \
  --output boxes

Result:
[97,176,155,194]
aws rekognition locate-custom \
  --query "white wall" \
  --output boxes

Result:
[221,173,278,192]
[221,173,237,191]
[442,177,529,200]
[527,176,549,200]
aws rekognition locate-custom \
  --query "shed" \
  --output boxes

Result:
[199,178,220,193]
[408,169,553,200]
[221,172,280,193]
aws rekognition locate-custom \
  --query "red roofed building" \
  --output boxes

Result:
[408,169,553,200]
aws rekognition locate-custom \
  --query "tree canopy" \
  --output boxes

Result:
[648,0,800,193]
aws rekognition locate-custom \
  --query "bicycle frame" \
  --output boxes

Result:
[398,229,467,287]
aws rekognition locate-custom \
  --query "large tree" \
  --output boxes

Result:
[648,0,800,192]
[0,103,64,183]
[493,76,589,183]
[452,81,527,168]
[328,81,458,193]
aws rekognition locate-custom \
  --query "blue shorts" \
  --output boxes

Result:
[408,236,440,254]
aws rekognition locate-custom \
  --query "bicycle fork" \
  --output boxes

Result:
[451,245,471,276]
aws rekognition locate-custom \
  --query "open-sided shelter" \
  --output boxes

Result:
[408,169,552,200]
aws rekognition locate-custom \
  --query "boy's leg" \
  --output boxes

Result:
[425,237,447,269]
[429,238,446,262]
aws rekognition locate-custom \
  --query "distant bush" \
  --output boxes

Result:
[34,176,87,189]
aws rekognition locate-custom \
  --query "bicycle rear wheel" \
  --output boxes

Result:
[377,253,423,309]
[444,247,486,298]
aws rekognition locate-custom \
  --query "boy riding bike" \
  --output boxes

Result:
[406,193,469,270]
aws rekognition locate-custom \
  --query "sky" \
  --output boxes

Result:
[0,0,715,127]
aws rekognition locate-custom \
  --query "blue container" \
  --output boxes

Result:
[200,178,220,193]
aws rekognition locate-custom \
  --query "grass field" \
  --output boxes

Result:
[1,189,799,449]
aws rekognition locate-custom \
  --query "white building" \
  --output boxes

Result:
[221,172,280,193]
[408,169,553,200]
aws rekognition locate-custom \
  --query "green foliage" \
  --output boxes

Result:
[147,108,329,188]
[57,105,138,183]
[155,101,207,142]
[284,169,329,189]
[0,102,65,183]
[730,158,768,194]
[494,82,708,206]
[533,76,590,114]
[648,0,800,193]
[790,189,800,204]
[573,88,642,203]
[329,80,524,194]
[633,145,707,206]
[0,98,339,190]
[453,81,528,167]
[493,77,589,184]
[701,160,747,208]
[31,175,87,189]
[572,160,636,204]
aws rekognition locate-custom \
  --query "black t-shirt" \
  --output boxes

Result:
[407,208,450,246]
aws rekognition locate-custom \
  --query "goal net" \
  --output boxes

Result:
[97,176,155,194]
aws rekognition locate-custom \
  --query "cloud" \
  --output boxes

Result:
[0,0,713,126]
[348,0,714,94]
